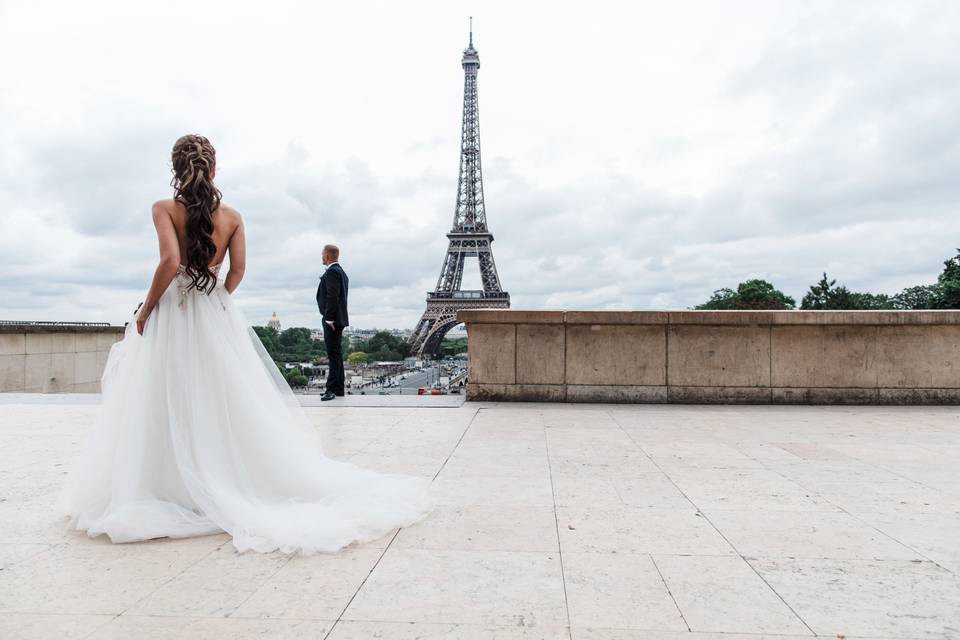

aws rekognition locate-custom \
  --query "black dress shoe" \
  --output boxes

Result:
[320,392,337,401]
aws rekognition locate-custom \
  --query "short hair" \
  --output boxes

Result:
[323,244,340,260]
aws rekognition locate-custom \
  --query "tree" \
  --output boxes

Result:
[440,337,468,356]
[358,331,411,358]
[934,249,960,309]
[801,273,894,310]
[696,279,795,310]
[252,326,280,354]
[284,366,308,388]
[347,352,368,366]
[279,327,312,349]
[287,373,308,387]
[892,285,940,310]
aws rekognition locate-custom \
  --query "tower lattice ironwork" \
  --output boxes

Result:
[410,21,509,358]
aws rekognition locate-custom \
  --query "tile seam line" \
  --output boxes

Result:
[323,403,481,640]
[739,442,952,574]
[610,411,817,636]
[110,538,235,622]
[543,408,573,635]
[648,552,692,632]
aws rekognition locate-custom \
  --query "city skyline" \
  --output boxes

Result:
[2,2,959,328]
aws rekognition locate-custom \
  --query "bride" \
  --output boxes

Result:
[56,134,434,554]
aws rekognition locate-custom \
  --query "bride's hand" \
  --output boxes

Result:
[136,307,151,335]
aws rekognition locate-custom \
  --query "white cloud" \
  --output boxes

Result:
[1,0,958,329]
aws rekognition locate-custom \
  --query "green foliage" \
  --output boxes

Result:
[935,249,960,309]
[700,249,960,312]
[286,371,308,387]
[347,351,368,366]
[252,325,280,354]
[696,279,795,310]
[252,326,326,364]
[279,327,311,348]
[440,337,468,357]
[800,273,894,310]
[351,331,410,363]
[891,285,939,309]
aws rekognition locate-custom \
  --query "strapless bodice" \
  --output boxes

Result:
[174,263,225,308]
[177,263,222,276]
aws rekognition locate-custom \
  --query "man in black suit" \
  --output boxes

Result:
[316,244,349,401]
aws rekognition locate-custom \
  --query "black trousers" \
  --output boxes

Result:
[323,322,345,395]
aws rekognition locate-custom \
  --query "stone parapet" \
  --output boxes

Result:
[458,310,960,404]
[0,324,125,393]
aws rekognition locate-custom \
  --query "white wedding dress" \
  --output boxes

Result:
[56,264,434,554]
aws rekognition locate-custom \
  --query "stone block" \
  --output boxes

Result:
[459,310,563,324]
[667,325,770,387]
[49,353,77,392]
[564,311,668,325]
[771,325,878,388]
[566,385,666,403]
[76,333,99,352]
[50,332,77,353]
[24,353,52,392]
[25,333,53,354]
[0,333,26,355]
[466,382,565,402]
[467,324,516,384]
[668,310,778,325]
[565,324,665,386]
[771,387,879,404]
[97,330,124,350]
[667,386,772,404]
[0,354,26,391]
[517,324,565,385]
[876,325,960,388]
[75,351,101,385]
[878,388,960,404]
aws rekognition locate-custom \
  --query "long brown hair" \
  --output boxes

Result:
[171,134,221,293]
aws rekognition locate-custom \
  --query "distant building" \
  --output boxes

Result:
[343,327,414,345]
[268,312,281,332]
[445,326,468,339]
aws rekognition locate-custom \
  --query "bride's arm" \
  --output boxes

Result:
[136,203,181,335]
[224,214,246,294]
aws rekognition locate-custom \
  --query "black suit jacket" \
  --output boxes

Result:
[316,263,349,327]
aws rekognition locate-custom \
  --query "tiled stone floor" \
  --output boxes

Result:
[0,400,959,639]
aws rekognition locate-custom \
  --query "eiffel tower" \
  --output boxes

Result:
[409,20,509,358]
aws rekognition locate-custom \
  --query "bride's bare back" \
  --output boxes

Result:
[156,198,245,268]
[136,199,246,335]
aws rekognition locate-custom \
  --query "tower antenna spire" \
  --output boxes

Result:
[469,16,473,47]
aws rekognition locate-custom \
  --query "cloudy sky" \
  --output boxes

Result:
[2,1,959,329]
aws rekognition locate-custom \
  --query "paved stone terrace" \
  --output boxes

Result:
[0,399,958,639]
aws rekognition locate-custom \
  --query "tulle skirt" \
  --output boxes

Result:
[56,273,434,554]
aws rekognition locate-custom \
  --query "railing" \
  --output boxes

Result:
[429,291,510,300]
[458,309,960,405]
[0,320,112,328]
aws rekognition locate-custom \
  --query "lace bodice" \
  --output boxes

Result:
[176,263,222,277]
[175,263,224,308]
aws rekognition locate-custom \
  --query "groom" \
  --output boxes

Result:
[316,244,349,401]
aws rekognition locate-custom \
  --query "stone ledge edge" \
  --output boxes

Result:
[458,310,960,326]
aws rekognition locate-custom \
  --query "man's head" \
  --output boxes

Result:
[322,244,340,266]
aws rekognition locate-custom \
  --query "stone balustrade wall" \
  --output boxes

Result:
[0,325,125,393]
[458,310,960,404]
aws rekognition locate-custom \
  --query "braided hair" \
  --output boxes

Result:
[170,134,222,293]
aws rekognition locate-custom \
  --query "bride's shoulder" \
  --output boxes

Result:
[150,199,180,221]
[217,203,243,225]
